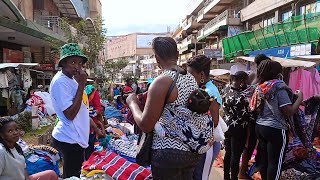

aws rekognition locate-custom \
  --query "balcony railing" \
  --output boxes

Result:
[34,16,65,36]
[187,15,196,24]
[204,0,213,7]
[203,9,240,32]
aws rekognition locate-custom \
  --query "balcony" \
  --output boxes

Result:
[186,0,205,16]
[203,0,234,15]
[34,16,65,36]
[197,7,217,23]
[241,0,293,21]
[199,9,241,39]
[183,15,201,31]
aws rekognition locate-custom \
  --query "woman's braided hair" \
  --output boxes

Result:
[187,55,212,77]
[257,60,283,84]
[0,117,23,158]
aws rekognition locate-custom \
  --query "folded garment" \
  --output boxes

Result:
[108,139,137,158]
[82,151,152,180]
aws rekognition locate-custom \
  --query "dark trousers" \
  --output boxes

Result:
[240,122,257,175]
[85,133,96,160]
[255,124,288,180]
[151,149,201,180]
[53,138,85,178]
[224,128,247,180]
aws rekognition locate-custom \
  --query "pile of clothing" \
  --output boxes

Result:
[81,151,152,180]
[81,116,152,180]
[17,139,60,176]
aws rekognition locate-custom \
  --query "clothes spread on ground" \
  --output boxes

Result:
[108,139,137,159]
[82,151,152,180]
[16,139,61,176]
[222,85,253,130]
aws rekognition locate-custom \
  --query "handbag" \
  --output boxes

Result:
[136,69,180,166]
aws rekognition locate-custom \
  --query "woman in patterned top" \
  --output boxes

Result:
[222,71,253,180]
[126,37,202,180]
[187,55,222,180]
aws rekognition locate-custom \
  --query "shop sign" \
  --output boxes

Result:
[249,43,313,58]
[34,64,54,71]
[204,49,223,58]
[3,48,23,63]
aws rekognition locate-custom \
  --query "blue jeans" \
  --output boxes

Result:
[193,141,221,180]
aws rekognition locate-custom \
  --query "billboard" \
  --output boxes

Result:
[136,34,166,48]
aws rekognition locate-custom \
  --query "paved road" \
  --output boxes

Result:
[209,167,224,180]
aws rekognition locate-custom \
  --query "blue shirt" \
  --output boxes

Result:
[205,81,222,106]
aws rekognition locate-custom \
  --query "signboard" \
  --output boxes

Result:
[34,64,54,71]
[204,49,223,58]
[249,43,313,58]
[3,48,23,63]
[136,34,166,48]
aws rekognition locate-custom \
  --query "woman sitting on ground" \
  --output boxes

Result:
[0,117,58,180]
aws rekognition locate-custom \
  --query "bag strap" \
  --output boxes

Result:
[164,69,180,106]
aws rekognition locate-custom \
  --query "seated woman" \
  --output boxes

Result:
[0,117,58,180]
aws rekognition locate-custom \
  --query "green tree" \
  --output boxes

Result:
[103,59,129,82]
[47,17,107,71]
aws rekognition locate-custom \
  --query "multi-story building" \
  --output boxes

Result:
[0,0,102,87]
[174,0,244,66]
[223,0,320,60]
[105,32,168,80]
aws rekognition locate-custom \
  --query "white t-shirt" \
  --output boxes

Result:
[50,71,90,148]
[0,144,26,180]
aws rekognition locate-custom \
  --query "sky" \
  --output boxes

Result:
[101,0,189,36]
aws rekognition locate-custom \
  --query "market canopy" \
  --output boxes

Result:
[210,69,230,76]
[0,63,39,69]
[236,56,316,68]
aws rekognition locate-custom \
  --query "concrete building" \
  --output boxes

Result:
[223,0,320,60]
[174,0,245,65]
[0,0,102,87]
[105,32,168,80]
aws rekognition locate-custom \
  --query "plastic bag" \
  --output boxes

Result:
[214,116,229,142]
[219,115,229,133]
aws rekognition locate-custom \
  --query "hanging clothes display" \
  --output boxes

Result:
[308,68,320,96]
[0,72,8,88]
[289,68,314,101]
[21,68,32,90]
[6,69,18,91]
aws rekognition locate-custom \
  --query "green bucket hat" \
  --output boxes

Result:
[59,43,88,67]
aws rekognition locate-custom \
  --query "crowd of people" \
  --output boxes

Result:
[0,38,319,180]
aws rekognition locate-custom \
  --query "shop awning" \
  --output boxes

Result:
[236,56,316,68]
[52,0,80,18]
[0,63,39,69]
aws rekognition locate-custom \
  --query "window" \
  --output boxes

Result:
[282,11,292,21]
[33,0,44,10]
[300,2,320,15]
[263,17,274,27]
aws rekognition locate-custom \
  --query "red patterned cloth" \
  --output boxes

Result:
[82,151,152,180]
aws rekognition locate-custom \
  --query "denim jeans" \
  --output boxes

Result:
[151,149,201,180]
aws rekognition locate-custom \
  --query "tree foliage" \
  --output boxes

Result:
[47,17,107,71]
[103,59,129,82]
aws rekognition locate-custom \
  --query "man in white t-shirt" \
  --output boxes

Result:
[50,43,89,178]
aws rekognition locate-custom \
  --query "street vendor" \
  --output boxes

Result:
[50,43,89,178]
